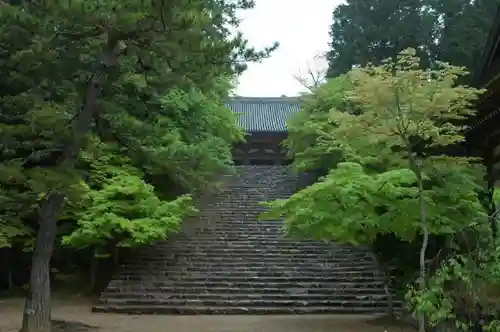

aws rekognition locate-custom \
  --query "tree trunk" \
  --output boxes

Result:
[410,154,429,332]
[486,160,498,238]
[18,37,124,331]
[6,248,13,290]
[384,283,394,316]
[114,245,119,268]
[19,76,99,331]
[417,176,429,332]
[20,194,64,332]
[90,251,97,292]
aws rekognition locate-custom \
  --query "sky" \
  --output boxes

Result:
[234,0,343,97]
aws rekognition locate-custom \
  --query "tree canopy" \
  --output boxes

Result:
[0,0,276,252]
[263,48,486,246]
[261,48,499,330]
[0,1,276,330]
[326,0,496,78]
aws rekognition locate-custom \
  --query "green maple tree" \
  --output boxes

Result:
[262,48,486,331]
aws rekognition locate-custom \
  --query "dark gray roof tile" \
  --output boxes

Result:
[225,97,300,133]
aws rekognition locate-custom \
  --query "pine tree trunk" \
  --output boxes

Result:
[20,194,64,332]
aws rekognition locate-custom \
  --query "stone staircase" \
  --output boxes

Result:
[93,165,399,315]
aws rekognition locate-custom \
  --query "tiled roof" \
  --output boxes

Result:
[225,97,301,132]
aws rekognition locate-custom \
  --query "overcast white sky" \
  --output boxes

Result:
[235,0,343,97]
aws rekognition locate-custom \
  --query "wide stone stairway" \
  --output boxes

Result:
[93,165,398,315]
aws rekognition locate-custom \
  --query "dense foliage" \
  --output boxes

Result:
[261,49,500,330]
[264,48,485,244]
[0,0,267,260]
[0,0,275,330]
[326,0,496,78]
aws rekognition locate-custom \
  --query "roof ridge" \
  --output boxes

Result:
[226,96,300,103]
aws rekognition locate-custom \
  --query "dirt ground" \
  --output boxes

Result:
[1,297,416,332]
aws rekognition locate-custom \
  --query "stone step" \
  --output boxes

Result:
[171,238,327,243]
[140,241,362,248]
[169,235,305,241]
[191,222,281,225]
[206,196,286,198]
[133,250,372,258]
[99,297,394,308]
[100,292,393,302]
[216,193,291,196]
[200,209,276,212]
[190,225,283,229]
[189,219,280,223]
[146,241,363,250]
[127,259,374,267]
[121,263,379,272]
[124,253,376,265]
[219,185,289,187]
[133,251,372,260]
[118,268,381,277]
[212,197,291,201]
[147,246,360,253]
[215,185,290,188]
[125,259,375,267]
[120,262,380,275]
[160,252,372,260]
[158,238,333,244]
[190,229,286,233]
[205,196,288,200]
[130,255,374,263]
[92,304,391,315]
[189,220,282,224]
[212,197,288,200]
[107,280,387,290]
[125,256,375,265]
[137,243,371,250]
[185,233,290,238]
[111,275,383,283]
[186,228,286,233]
[103,285,390,295]
[212,200,288,203]
[202,207,281,210]
[197,213,277,217]
[185,234,308,239]
[115,273,381,282]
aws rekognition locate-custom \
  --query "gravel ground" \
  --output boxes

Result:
[0,297,415,332]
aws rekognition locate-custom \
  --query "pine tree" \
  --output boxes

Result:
[1,1,276,331]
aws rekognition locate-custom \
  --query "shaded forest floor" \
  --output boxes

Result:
[0,296,416,332]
